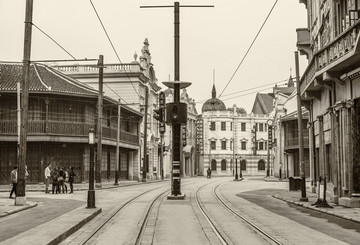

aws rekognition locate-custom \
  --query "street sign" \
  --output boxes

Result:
[268,125,273,149]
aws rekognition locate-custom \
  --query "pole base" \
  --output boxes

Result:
[311,199,322,206]
[300,197,309,202]
[316,199,333,208]
[87,190,96,208]
[114,182,119,186]
[15,196,27,206]
[167,194,186,200]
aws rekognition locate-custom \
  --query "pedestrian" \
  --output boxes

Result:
[68,166,76,194]
[51,167,59,194]
[9,166,18,199]
[207,168,212,178]
[44,163,51,193]
[63,167,69,193]
[58,167,65,193]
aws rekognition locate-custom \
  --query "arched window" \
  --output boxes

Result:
[240,159,246,171]
[221,159,226,170]
[211,159,217,171]
[258,159,265,170]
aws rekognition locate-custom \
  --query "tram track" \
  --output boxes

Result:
[195,179,284,245]
[77,179,198,245]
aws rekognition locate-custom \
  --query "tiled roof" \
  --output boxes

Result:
[0,62,97,97]
[251,93,274,114]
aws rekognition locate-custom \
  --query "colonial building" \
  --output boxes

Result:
[0,62,142,184]
[53,39,163,180]
[297,0,360,207]
[269,77,310,179]
[198,84,271,176]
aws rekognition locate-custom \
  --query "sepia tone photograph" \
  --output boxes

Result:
[0,0,360,244]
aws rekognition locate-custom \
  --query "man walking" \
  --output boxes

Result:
[44,163,51,193]
[9,166,18,199]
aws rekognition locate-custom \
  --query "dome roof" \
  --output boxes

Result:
[201,84,226,113]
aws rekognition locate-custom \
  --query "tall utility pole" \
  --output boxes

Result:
[17,0,34,206]
[142,86,149,181]
[96,55,104,188]
[115,99,121,185]
[295,51,308,202]
[141,1,213,199]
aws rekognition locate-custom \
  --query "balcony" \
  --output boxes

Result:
[285,136,310,150]
[0,120,139,145]
[299,20,360,95]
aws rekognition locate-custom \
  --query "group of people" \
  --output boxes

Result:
[44,163,76,194]
[8,163,76,198]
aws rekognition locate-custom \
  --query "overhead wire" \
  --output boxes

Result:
[89,0,142,100]
[31,23,76,60]
[218,0,279,98]
[31,21,129,104]
[195,77,289,104]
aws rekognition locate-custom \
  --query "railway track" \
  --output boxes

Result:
[195,179,283,245]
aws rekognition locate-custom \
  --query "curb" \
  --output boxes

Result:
[0,179,169,193]
[0,202,38,218]
[272,194,360,225]
[48,207,102,245]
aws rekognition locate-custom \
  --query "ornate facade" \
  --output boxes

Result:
[54,39,162,181]
[297,0,360,207]
[198,85,271,176]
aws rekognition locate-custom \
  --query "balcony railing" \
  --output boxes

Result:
[53,63,142,74]
[285,136,310,149]
[300,20,360,94]
[0,120,139,145]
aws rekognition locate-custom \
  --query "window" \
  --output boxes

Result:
[221,141,226,150]
[241,141,247,150]
[241,123,246,131]
[258,160,265,170]
[211,141,216,150]
[230,122,233,131]
[259,123,264,132]
[230,141,233,151]
[221,160,227,170]
[259,142,264,150]
[211,160,217,171]
[240,160,246,171]
[210,122,216,131]
[221,122,226,131]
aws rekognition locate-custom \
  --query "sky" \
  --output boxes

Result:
[0,0,308,113]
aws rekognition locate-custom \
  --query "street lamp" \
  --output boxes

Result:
[239,157,243,178]
[234,154,239,180]
[87,128,96,208]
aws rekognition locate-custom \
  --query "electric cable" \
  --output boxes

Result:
[89,0,141,100]
[218,0,279,98]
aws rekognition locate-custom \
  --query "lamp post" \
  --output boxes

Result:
[239,157,243,178]
[234,154,239,180]
[87,128,96,208]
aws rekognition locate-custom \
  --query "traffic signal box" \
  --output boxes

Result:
[166,102,187,124]
[153,92,166,134]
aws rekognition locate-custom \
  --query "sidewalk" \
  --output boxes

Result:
[0,179,167,244]
[272,186,360,224]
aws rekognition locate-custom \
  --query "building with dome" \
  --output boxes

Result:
[197,84,272,176]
